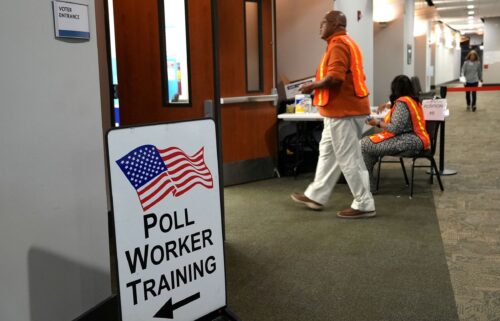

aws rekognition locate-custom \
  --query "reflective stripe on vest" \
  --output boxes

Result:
[313,35,369,107]
[339,36,369,97]
[369,97,431,150]
[314,52,330,107]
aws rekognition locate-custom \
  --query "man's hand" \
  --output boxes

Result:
[366,117,379,127]
[299,76,338,94]
[299,82,316,94]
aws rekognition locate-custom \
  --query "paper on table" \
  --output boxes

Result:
[370,106,389,119]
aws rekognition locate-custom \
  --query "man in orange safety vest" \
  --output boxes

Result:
[291,10,375,219]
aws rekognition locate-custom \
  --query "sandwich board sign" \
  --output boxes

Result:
[107,119,226,321]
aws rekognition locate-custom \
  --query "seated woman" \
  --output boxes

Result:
[361,75,430,189]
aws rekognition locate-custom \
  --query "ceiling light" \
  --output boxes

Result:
[373,0,399,23]
[467,0,473,2]
[468,15,474,20]
[468,20,474,24]
[468,11,474,15]
[467,5,474,9]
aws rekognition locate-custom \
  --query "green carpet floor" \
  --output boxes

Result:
[223,173,459,321]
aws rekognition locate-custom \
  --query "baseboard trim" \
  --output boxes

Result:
[223,157,276,186]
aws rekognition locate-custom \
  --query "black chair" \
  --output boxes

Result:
[375,156,409,192]
[411,76,435,100]
[376,120,444,198]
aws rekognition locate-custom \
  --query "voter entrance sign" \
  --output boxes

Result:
[107,119,226,321]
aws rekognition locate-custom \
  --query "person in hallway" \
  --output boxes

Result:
[361,75,430,190]
[461,50,482,112]
[290,10,375,219]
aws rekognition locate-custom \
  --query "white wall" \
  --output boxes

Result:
[373,0,414,105]
[483,17,500,84]
[276,0,330,81]
[428,22,461,86]
[433,44,461,85]
[414,35,428,91]
[0,0,111,320]
[276,0,374,104]
[335,0,374,105]
[403,0,415,77]
[374,17,404,104]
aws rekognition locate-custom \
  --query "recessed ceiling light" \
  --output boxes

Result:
[468,11,474,15]
[467,0,473,2]
[468,16,474,20]
[467,5,475,9]
[468,20,474,24]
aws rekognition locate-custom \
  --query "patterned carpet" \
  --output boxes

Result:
[222,83,500,320]
[433,84,500,321]
[224,176,458,321]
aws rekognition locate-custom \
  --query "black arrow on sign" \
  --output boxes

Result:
[154,292,201,319]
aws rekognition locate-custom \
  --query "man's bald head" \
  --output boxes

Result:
[320,10,347,40]
[325,11,347,27]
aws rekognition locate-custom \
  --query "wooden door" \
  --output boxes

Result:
[111,0,276,185]
[216,0,277,185]
[112,0,214,125]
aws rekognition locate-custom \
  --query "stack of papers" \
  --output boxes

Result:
[370,106,389,119]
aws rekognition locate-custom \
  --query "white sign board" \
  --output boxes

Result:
[52,1,90,39]
[107,119,226,321]
[422,99,447,121]
[284,77,315,99]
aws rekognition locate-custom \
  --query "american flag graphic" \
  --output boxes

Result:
[116,145,214,212]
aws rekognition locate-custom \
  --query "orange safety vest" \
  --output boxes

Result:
[313,34,369,107]
[369,96,430,150]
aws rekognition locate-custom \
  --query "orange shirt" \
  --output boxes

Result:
[315,31,370,118]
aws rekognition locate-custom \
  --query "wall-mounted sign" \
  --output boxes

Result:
[52,1,90,39]
[107,119,226,321]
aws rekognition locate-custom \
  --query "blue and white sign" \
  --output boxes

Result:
[107,119,226,321]
[52,1,90,39]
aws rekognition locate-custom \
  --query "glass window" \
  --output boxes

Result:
[159,0,190,105]
[245,0,262,92]
[107,0,120,126]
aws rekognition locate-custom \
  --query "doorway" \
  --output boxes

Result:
[107,0,277,185]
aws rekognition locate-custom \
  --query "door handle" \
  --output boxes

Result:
[220,88,278,106]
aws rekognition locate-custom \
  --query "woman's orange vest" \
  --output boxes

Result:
[313,34,369,107]
[369,96,430,150]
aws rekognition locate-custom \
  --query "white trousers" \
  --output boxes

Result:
[305,116,375,211]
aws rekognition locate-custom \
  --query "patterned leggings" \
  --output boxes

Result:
[361,133,423,181]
